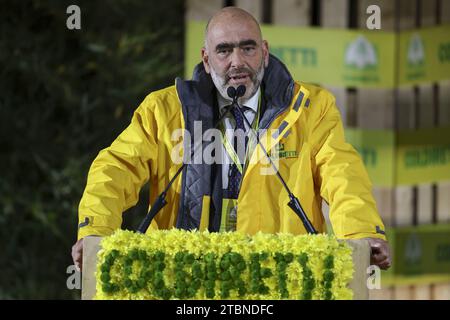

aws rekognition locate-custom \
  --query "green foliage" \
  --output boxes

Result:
[0,0,184,299]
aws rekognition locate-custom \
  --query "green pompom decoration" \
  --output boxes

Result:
[258,284,269,294]
[260,268,272,278]
[183,253,195,265]
[187,287,196,297]
[154,251,165,261]
[174,252,185,262]
[229,268,239,279]
[124,266,132,275]
[161,288,172,300]
[100,263,110,273]
[129,249,139,260]
[260,252,269,260]
[298,253,309,265]
[305,279,315,291]
[285,253,294,263]
[324,255,334,269]
[155,261,165,271]
[220,259,230,270]
[274,252,284,262]
[175,287,185,298]
[205,280,215,289]
[123,258,133,267]
[153,277,164,289]
[138,250,148,260]
[206,263,216,273]
[221,271,231,281]
[323,270,335,282]
[276,261,287,271]
[102,283,113,293]
[100,272,111,283]
[110,250,119,259]
[206,288,215,299]
[237,261,246,271]
[204,253,215,263]
[124,279,133,289]
[230,253,241,264]
[137,278,146,289]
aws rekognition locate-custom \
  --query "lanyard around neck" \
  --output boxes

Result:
[220,91,261,175]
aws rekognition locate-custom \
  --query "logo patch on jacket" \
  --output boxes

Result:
[269,143,299,159]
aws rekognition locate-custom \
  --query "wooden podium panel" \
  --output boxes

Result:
[81,236,102,301]
[82,236,370,300]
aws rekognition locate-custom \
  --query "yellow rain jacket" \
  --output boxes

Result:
[77,55,386,241]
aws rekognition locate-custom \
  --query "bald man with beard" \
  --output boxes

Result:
[73,7,391,273]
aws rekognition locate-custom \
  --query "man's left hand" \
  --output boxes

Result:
[366,238,391,270]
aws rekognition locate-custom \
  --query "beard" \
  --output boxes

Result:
[210,58,265,103]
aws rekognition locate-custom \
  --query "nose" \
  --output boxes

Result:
[230,48,245,69]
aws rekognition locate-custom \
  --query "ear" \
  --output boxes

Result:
[201,47,211,74]
[262,40,269,67]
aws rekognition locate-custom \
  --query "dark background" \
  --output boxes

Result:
[0,0,184,299]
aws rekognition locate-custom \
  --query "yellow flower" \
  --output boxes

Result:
[94,229,354,300]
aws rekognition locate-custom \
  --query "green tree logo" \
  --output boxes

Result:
[345,35,378,69]
[407,33,425,66]
[405,233,422,266]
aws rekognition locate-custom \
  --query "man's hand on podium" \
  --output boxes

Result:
[366,238,391,270]
[72,238,84,272]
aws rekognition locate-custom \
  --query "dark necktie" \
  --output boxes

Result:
[226,106,250,199]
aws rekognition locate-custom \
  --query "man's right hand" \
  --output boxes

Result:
[71,238,84,272]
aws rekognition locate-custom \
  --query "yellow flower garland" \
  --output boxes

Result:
[95,229,354,300]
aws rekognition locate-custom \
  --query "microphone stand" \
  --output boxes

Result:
[136,104,233,234]
[230,85,317,234]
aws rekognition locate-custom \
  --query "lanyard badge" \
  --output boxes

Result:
[219,91,262,233]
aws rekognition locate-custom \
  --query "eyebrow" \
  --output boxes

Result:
[215,39,258,51]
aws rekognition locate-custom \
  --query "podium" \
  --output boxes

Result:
[81,236,370,300]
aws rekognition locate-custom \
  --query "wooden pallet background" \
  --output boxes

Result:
[186,0,450,300]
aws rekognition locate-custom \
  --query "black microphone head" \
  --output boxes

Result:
[227,86,236,99]
[236,85,246,98]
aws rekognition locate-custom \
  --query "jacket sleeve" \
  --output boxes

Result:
[77,95,159,240]
[312,91,387,240]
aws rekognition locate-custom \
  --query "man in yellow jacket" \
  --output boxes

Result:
[72,7,391,271]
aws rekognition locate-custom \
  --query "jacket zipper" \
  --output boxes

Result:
[259,81,295,131]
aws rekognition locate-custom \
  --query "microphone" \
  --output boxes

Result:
[136,103,233,234]
[227,85,246,104]
[229,85,317,234]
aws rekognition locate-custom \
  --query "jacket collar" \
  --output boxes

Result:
[186,54,295,127]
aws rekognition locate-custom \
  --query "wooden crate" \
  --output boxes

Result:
[437,0,450,226]
[433,0,450,301]
[432,282,450,300]
[395,0,424,300]
[186,0,222,22]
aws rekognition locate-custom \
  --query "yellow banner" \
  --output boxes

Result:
[186,21,396,88]
[345,127,450,186]
[345,129,395,187]
[399,25,450,85]
[186,21,450,88]
[396,127,450,185]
